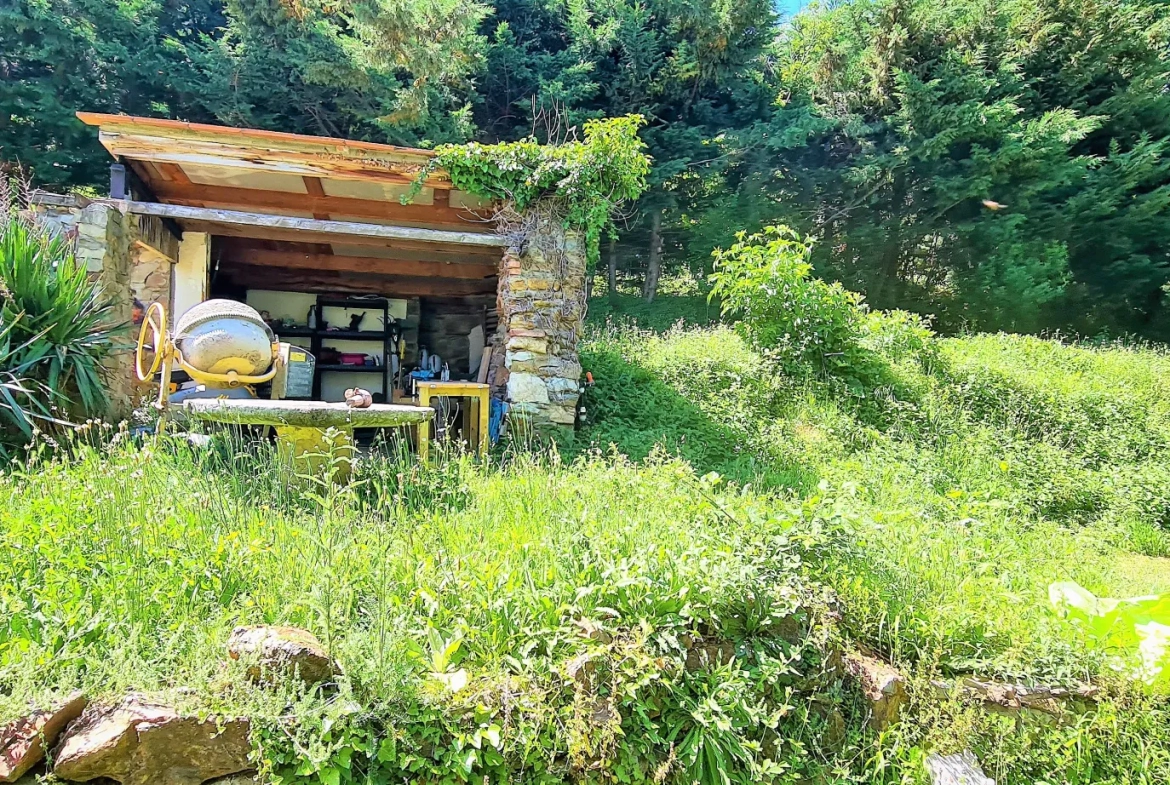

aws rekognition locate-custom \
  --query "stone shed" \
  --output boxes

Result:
[36,113,590,429]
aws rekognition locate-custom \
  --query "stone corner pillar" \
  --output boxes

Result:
[28,199,170,422]
[76,203,135,420]
[496,217,586,430]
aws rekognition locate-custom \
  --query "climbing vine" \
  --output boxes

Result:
[408,115,650,265]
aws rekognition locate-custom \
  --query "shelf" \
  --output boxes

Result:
[317,364,386,373]
[274,327,314,337]
[318,297,388,309]
[318,330,388,340]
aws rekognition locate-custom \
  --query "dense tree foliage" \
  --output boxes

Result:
[4,0,1170,337]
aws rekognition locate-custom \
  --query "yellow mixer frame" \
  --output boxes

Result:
[135,302,280,410]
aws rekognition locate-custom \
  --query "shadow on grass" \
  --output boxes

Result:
[570,343,819,494]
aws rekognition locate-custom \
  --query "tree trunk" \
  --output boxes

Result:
[607,237,618,300]
[643,211,662,303]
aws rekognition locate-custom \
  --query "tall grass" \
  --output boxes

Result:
[578,325,1170,678]
[0,434,858,783]
[3,291,1170,781]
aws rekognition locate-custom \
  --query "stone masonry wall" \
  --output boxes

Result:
[30,197,152,420]
[129,213,179,307]
[496,216,585,428]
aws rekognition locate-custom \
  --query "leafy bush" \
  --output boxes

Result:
[709,227,867,377]
[1050,582,1170,689]
[0,315,53,456]
[0,203,117,447]
[708,226,939,394]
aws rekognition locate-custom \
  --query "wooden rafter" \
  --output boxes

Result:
[147,180,492,230]
[113,200,508,248]
[301,176,330,219]
[158,163,192,185]
[221,248,497,280]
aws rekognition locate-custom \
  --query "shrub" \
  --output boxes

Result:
[0,315,54,456]
[0,196,117,450]
[709,226,935,389]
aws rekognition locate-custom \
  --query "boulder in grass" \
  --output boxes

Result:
[844,651,907,730]
[226,625,335,686]
[926,750,995,785]
[0,693,87,782]
[52,695,252,785]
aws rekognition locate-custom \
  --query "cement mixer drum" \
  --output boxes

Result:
[174,299,275,376]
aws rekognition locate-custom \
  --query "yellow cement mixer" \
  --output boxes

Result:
[135,299,315,410]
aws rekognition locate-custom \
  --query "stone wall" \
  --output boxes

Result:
[30,196,173,419]
[496,215,585,428]
[129,213,178,307]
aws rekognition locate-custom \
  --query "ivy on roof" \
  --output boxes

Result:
[408,115,650,265]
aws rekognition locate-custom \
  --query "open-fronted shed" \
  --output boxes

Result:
[77,112,505,301]
[32,113,592,429]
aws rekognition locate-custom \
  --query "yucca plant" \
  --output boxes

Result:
[0,188,118,449]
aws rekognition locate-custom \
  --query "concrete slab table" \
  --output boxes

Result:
[181,399,435,474]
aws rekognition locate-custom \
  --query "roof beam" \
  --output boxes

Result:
[217,236,499,263]
[148,179,491,229]
[221,248,497,280]
[190,221,504,254]
[301,177,330,220]
[221,266,496,298]
[112,200,508,248]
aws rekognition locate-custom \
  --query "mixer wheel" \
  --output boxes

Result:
[135,302,168,382]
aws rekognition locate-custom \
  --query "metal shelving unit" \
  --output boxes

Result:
[304,297,392,401]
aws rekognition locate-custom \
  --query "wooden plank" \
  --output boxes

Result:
[78,112,438,164]
[158,163,192,185]
[114,200,508,247]
[95,130,452,189]
[223,248,497,280]
[148,180,492,230]
[222,266,497,298]
[217,237,499,264]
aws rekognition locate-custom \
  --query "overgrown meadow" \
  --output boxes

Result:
[3,230,1170,784]
[1,308,1168,781]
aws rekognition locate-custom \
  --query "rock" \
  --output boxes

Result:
[844,651,906,730]
[925,750,994,785]
[0,693,88,782]
[929,678,1097,722]
[52,696,252,785]
[226,625,335,686]
[548,405,578,425]
[507,372,551,404]
[684,640,736,671]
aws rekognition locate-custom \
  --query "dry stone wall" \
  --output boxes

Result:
[31,197,137,418]
[30,197,179,419]
[495,215,586,429]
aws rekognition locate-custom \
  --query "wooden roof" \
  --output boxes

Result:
[79,113,503,298]
[76,112,493,231]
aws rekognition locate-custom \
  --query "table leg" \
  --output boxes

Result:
[417,387,431,462]
[478,390,490,458]
[275,425,354,481]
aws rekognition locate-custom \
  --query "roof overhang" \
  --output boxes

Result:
[77,113,504,299]
[77,112,494,230]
